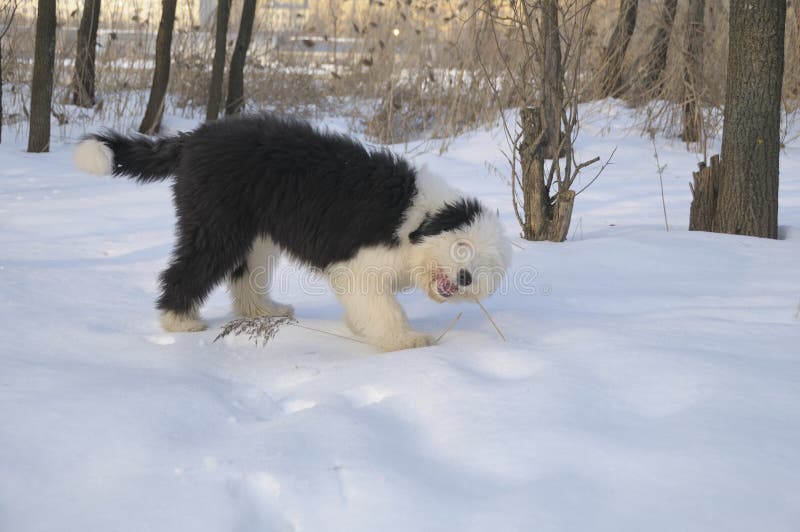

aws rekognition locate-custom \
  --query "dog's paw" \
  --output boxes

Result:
[378,331,436,352]
[160,311,208,332]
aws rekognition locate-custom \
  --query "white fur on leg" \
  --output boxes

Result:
[229,236,294,318]
[160,310,207,332]
[230,274,294,317]
[329,250,435,351]
[337,289,435,351]
[74,138,114,175]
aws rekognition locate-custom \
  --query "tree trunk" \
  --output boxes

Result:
[225,0,257,116]
[599,0,638,98]
[520,107,545,240]
[27,0,56,153]
[70,0,102,107]
[682,0,705,142]
[519,107,574,242]
[639,0,677,95]
[713,0,785,239]
[540,0,563,156]
[1,24,5,144]
[206,0,231,121]
[139,0,177,134]
[1,2,18,143]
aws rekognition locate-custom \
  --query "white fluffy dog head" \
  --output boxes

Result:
[409,201,511,303]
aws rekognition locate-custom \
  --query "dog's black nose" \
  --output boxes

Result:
[457,268,472,286]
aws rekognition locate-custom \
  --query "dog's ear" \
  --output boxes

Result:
[409,198,483,244]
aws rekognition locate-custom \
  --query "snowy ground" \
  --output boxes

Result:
[2,103,800,531]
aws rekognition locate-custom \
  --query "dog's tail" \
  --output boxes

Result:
[74,130,186,183]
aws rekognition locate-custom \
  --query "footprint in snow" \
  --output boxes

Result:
[342,385,392,408]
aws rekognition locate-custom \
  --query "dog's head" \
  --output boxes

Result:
[409,198,511,303]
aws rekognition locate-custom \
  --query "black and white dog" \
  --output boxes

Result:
[74,114,510,350]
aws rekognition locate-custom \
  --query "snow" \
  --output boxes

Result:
[2,103,800,531]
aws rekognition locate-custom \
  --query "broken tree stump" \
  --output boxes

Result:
[689,154,721,232]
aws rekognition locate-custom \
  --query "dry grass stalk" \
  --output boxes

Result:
[214,315,370,347]
[436,311,463,343]
[215,310,476,348]
[472,297,506,342]
[214,315,297,346]
[650,133,670,231]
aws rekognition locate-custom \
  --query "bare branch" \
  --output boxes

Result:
[0,0,18,41]
[575,146,618,196]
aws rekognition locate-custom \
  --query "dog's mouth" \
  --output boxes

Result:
[433,268,458,299]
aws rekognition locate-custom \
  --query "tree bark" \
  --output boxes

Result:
[27,0,56,153]
[639,0,677,95]
[70,0,102,107]
[520,107,545,240]
[540,0,563,156]
[689,154,720,231]
[206,0,231,121]
[682,0,705,142]
[225,0,257,116]
[519,107,573,242]
[599,0,638,98]
[0,47,2,144]
[1,2,17,143]
[139,0,177,134]
[713,0,785,238]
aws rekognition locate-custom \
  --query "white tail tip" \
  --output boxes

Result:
[74,138,113,175]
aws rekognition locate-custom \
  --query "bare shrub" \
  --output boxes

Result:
[473,0,603,242]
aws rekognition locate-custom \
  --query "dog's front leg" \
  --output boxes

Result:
[334,286,435,352]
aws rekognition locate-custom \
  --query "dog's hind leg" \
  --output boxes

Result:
[157,224,251,332]
[229,236,294,318]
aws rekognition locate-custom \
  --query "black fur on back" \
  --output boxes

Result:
[409,198,484,244]
[90,130,186,183]
[97,113,420,314]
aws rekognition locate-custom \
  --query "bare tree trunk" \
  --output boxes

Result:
[70,0,101,107]
[206,0,230,121]
[225,0,257,116]
[0,31,3,143]
[27,0,56,153]
[1,30,3,144]
[599,0,638,98]
[540,0,563,156]
[520,107,545,240]
[712,0,785,238]
[639,0,677,95]
[139,0,177,134]
[682,0,705,142]
[1,1,18,144]
[520,107,575,242]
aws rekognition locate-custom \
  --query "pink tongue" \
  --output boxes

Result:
[437,274,457,296]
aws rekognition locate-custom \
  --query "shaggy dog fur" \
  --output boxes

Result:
[74,114,510,351]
